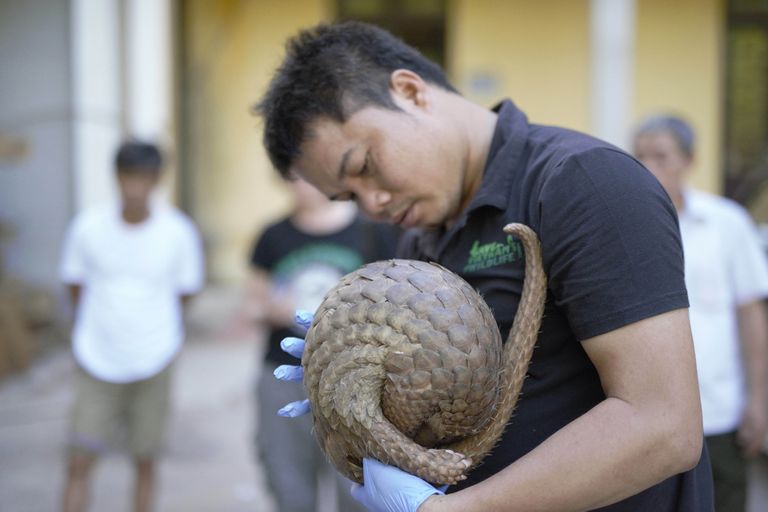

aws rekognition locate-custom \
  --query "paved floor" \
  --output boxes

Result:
[2,287,768,511]
[0,287,276,512]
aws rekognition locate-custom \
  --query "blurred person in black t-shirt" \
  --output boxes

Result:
[245,177,397,512]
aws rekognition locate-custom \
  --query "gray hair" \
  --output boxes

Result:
[634,115,695,157]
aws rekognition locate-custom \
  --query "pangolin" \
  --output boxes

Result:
[301,223,547,485]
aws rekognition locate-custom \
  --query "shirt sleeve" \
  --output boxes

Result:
[725,204,768,305]
[538,148,689,340]
[59,215,87,285]
[176,218,205,294]
[249,225,276,271]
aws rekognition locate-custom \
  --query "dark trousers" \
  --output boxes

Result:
[255,361,365,512]
[706,432,747,512]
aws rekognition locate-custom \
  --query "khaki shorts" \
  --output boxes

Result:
[69,365,172,459]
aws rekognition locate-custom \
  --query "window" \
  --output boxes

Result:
[724,0,768,211]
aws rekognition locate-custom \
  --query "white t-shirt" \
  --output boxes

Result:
[60,202,204,383]
[680,189,768,435]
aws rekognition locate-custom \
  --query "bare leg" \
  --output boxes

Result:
[134,458,155,512]
[62,451,97,512]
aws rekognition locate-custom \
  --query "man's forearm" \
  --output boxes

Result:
[422,397,701,512]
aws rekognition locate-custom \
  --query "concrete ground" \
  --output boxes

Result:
[0,287,277,512]
[1,287,768,511]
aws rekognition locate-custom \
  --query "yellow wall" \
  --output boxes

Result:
[449,0,590,132]
[181,0,726,283]
[634,0,724,193]
[183,0,331,283]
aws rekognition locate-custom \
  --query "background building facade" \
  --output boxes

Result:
[0,0,758,302]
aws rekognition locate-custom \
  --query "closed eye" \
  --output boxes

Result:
[330,153,370,201]
[330,191,356,202]
[359,153,370,176]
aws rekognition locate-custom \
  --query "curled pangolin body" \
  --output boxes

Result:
[302,223,547,485]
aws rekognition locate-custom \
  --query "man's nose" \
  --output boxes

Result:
[358,189,392,220]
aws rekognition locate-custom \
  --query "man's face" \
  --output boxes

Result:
[117,169,159,210]
[633,131,691,198]
[291,89,469,230]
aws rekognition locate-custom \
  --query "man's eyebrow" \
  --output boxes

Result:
[337,147,353,182]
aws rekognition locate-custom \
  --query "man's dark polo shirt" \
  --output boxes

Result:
[397,100,714,510]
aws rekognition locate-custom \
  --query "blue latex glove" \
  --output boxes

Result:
[274,310,313,418]
[350,458,445,512]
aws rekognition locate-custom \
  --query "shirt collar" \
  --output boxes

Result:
[467,99,530,212]
[411,99,530,259]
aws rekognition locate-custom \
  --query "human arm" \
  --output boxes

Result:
[175,216,205,312]
[181,294,194,307]
[419,151,703,510]
[180,293,197,313]
[736,299,768,456]
[244,221,298,329]
[67,284,81,311]
[243,267,274,326]
[420,151,702,510]
[420,308,703,512]
[244,267,296,328]
[60,215,86,314]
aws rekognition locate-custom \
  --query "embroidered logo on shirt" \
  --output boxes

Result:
[463,235,523,272]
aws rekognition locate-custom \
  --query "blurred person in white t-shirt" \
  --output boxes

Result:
[59,141,205,512]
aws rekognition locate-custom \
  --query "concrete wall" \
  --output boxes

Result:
[450,0,591,133]
[0,0,74,289]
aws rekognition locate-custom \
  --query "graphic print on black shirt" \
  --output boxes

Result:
[250,217,398,366]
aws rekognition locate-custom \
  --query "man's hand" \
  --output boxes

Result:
[274,310,313,417]
[738,397,768,457]
[350,458,445,512]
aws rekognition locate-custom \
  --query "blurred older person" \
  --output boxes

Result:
[634,115,768,512]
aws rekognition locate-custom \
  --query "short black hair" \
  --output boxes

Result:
[115,141,163,172]
[255,21,458,177]
[634,115,695,158]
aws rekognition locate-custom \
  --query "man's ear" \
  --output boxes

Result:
[389,69,429,109]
